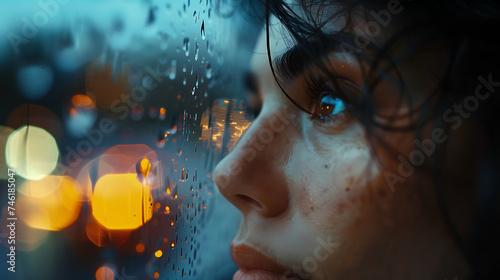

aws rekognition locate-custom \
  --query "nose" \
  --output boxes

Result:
[213,109,291,218]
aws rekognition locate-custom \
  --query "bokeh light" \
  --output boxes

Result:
[72,94,96,110]
[66,94,98,138]
[91,174,153,230]
[18,174,63,197]
[154,250,162,258]
[5,125,59,180]
[17,65,54,100]
[17,176,82,231]
[136,243,145,254]
[95,266,114,280]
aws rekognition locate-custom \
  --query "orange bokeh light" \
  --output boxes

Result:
[95,266,114,280]
[136,243,145,254]
[71,94,95,110]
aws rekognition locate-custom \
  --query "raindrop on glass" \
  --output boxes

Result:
[169,59,177,80]
[205,64,212,79]
[194,42,199,61]
[183,37,190,57]
[201,21,206,40]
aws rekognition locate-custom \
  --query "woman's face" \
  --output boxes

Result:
[214,6,474,280]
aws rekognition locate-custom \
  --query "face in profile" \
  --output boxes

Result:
[213,1,488,279]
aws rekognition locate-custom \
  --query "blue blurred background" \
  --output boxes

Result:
[0,0,263,279]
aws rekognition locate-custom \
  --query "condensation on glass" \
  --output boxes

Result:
[0,0,256,279]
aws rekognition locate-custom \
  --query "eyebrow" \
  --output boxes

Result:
[273,38,348,81]
[273,44,311,80]
[272,34,371,81]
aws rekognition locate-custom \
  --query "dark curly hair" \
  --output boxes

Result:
[234,0,500,279]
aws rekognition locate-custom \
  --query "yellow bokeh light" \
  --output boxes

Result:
[17,176,81,231]
[91,174,153,230]
[155,250,162,258]
[5,125,59,180]
[18,175,63,197]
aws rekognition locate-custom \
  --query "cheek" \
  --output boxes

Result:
[286,129,375,233]
[285,130,394,270]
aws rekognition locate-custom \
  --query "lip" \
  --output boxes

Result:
[231,243,289,280]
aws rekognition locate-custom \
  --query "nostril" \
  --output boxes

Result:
[236,194,263,209]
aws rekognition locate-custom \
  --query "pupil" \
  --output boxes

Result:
[321,103,334,115]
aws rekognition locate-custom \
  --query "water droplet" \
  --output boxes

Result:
[201,21,206,40]
[205,64,212,79]
[147,7,156,25]
[169,59,177,80]
[194,42,199,61]
[183,37,190,57]
[206,40,213,55]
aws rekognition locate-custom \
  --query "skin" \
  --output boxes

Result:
[214,4,479,280]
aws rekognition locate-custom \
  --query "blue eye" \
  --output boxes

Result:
[317,95,346,117]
